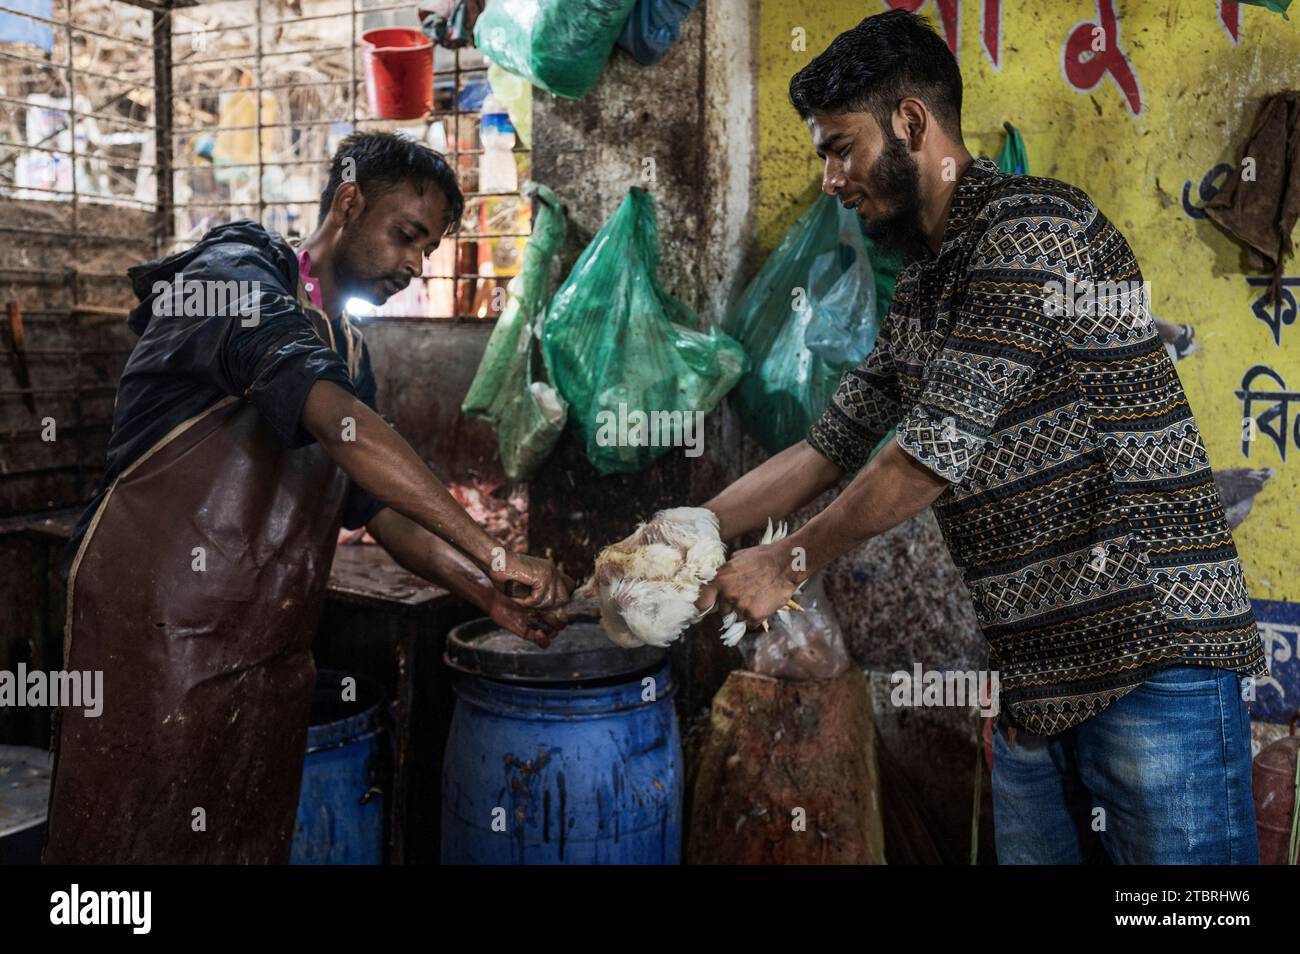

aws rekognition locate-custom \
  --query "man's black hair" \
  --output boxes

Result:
[789,10,963,138]
[318,131,464,234]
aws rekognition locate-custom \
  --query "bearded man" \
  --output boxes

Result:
[701,11,1266,864]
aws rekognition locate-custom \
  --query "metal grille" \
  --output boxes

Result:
[167,0,531,322]
[0,0,163,513]
[0,0,163,239]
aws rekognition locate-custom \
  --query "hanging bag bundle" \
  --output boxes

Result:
[462,182,568,480]
[473,0,639,100]
[725,194,880,453]
[541,187,748,474]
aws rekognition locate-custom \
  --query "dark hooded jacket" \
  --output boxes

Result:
[62,220,384,579]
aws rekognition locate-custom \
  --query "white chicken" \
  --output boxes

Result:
[577,507,792,649]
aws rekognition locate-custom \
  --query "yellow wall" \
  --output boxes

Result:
[758,0,1300,604]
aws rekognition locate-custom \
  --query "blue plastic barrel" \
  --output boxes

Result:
[291,670,387,865]
[0,745,51,865]
[441,621,683,864]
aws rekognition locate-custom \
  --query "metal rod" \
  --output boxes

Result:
[0,139,158,169]
[0,266,132,281]
[168,121,536,141]
[419,274,518,281]
[170,0,416,35]
[170,78,351,98]
[0,48,156,89]
[171,158,331,172]
[0,96,157,133]
[0,185,159,210]
[356,315,503,325]
[0,4,153,48]
[0,224,156,243]
[174,44,351,69]
[173,9,340,35]
[63,5,77,242]
[255,0,263,226]
[174,143,519,165]
[153,6,173,251]
[171,118,346,134]
[69,23,153,49]
[349,0,357,142]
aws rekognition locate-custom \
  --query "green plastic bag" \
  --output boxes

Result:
[462,182,568,480]
[474,0,638,100]
[540,188,748,475]
[725,194,882,454]
[1236,0,1291,19]
[996,123,1030,175]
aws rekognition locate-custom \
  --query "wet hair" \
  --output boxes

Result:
[788,10,963,139]
[318,131,464,235]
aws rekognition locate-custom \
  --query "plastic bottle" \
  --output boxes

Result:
[478,93,517,195]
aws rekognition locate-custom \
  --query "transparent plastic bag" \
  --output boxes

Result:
[737,571,851,680]
[725,194,880,454]
[473,0,638,100]
[540,187,748,475]
[462,182,568,480]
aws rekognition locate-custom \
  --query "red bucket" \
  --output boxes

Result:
[361,28,433,120]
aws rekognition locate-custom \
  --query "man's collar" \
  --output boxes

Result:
[936,155,1001,258]
[296,247,325,311]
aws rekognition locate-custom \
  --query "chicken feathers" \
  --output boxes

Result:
[589,507,727,648]
[586,509,799,650]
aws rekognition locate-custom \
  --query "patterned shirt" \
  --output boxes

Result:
[808,156,1268,736]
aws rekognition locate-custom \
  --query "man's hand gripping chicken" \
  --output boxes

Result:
[564,437,947,649]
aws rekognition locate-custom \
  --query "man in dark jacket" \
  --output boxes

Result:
[45,132,568,863]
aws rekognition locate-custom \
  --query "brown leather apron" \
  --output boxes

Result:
[44,297,360,864]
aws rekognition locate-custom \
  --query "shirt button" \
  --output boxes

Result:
[305,282,314,291]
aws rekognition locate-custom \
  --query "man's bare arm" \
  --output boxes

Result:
[366,508,561,646]
[708,440,949,623]
[701,439,844,541]
[366,507,495,607]
[303,380,568,607]
[786,440,949,581]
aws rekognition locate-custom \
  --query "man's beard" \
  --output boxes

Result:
[861,131,928,260]
[334,224,404,304]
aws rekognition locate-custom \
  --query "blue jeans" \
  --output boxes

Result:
[991,666,1259,864]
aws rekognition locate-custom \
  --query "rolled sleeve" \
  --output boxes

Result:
[807,321,903,473]
[236,312,357,448]
[895,219,1070,485]
[175,252,358,448]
